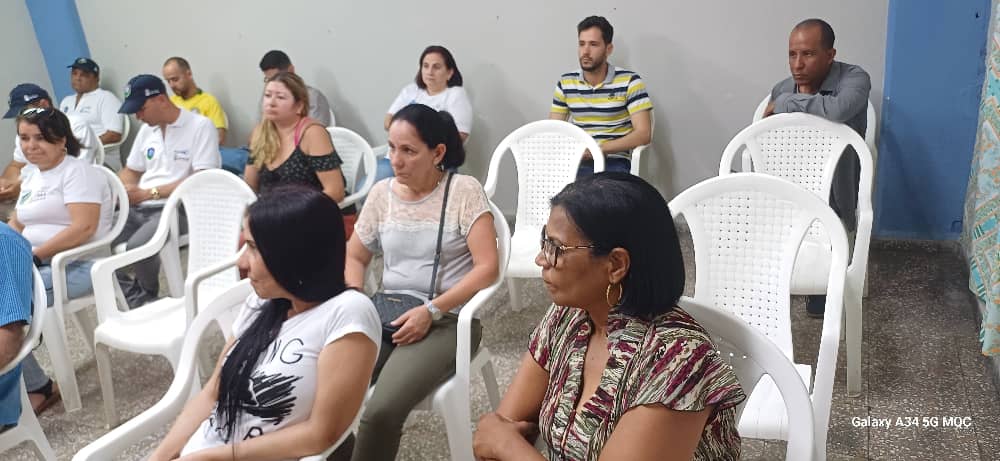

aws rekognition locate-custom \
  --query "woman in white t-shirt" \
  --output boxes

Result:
[7,106,113,415]
[149,186,381,461]
[375,45,473,182]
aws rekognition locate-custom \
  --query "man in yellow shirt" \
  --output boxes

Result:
[162,57,229,145]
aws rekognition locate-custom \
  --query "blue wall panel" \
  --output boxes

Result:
[25,0,90,101]
[875,0,990,240]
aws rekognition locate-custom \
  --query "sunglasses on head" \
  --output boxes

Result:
[18,107,54,120]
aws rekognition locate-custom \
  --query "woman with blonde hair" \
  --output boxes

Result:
[245,71,346,204]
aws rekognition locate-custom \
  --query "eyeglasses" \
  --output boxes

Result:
[540,225,596,267]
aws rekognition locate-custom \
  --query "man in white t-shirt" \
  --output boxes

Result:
[113,74,221,307]
[0,83,101,219]
[58,58,124,146]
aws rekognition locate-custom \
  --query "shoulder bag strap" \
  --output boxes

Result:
[428,172,454,299]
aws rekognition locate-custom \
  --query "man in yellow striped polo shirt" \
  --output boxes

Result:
[550,16,653,176]
[163,57,229,145]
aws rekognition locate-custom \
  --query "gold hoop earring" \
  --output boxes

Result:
[606,282,623,308]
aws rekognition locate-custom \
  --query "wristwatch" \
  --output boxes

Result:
[426,301,443,321]
[149,187,161,200]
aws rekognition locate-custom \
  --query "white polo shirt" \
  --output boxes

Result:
[16,155,113,248]
[59,88,124,136]
[13,113,102,167]
[126,109,220,202]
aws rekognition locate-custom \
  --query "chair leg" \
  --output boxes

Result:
[846,287,863,398]
[437,391,474,461]
[506,278,523,312]
[42,311,82,412]
[160,242,184,298]
[480,356,501,411]
[70,309,97,353]
[95,342,118,428]
[17,382,57,460]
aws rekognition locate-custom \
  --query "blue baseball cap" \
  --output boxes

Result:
[118,74,167,114]
[68,57,100,75]
[4,83,51,119]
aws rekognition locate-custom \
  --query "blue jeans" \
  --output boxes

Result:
[22,260,94,392]
[577,157,632,177]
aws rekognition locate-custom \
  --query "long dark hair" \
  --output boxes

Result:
[414,45,463,89]
[390,103,465,169]
[16,108,83,157]
[215,185,348,441]
[550,172,685,320]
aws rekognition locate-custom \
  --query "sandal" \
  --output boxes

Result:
[28,379,61,416]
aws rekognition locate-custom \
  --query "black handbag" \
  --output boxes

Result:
[372,172,454,342]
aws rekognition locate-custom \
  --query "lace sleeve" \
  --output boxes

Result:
[450,175,491,236]
[354,180,388,252]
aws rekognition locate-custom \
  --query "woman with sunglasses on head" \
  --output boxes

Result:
[347,103,497,460]
[7,107,113,415]
[149,186,380,461]
[473,172,746,461]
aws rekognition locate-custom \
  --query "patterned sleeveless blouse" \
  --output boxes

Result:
[529,304,746,460]
[250,118,344,195]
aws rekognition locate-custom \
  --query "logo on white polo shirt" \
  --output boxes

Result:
[18,189,31,205]
[146,147,155,160]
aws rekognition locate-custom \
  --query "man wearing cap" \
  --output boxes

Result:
[162,56,229,145]
[59,57,124,145]
[258,50,333,126]
[0,84,101,218]
[114,74,220,307]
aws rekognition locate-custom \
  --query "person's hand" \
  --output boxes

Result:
[124,184,149,205]
[582,148,593,161]
[763,100,776,117]
[0,178,20,201]
[474,412,538,460]
[390,305,433,345]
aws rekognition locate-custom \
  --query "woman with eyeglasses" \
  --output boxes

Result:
[7,107,113,415]
[473,172,746,461]
[346,103,497,460]
[150,186,380,461]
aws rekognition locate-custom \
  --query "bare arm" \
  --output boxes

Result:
[0,160,26,200]
[0,322,26,371]
[31,202,101,260]
[179,333,378,461]
[473,352,549,461]
[244,164,260,193]
[99,131,122,145]
[598,404,713,461]
[148,338,236,461]
[119,166,183,205]
[344,232,373,289]
[549,112,569,121]
[301,125,346,202]
[599,109,652,154]
[216,128,227,146]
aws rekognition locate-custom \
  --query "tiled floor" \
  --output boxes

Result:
[7,237,1000,460]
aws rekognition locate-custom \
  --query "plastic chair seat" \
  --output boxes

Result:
[737,363,813,440]
[93,298,188,354]
[507,230,542,278]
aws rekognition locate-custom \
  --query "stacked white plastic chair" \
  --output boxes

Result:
[327,127,377,210]
[719,112,874,397]
[752,94,878,161]
[0,267,56,460]
[89,169,256,427]
[669,173,848,461]
[678,297,815,461]
[72,280,359,461]
[43,165,129,412]
[482,120,602,311]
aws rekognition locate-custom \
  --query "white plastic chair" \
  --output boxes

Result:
[678,297,814,461]
[72,280,360,461]
[629,109,653,176]
[90,138,105,167]
[720,112,873,397]
[100,115,129,166]
[89,169,256,427]
[401,200,509,461]
[328,108,337,127]
[752,93,878,159]
[669,173,848,461]
[482,120,603,312]
[42,166,129,412]
[0,267,57,461]
[327,127,376,210]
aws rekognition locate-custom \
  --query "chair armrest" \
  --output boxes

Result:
[372,144,388,159]
[631,145,647,176]
[340,191,366,209]
[184,250,244,324]
[72,371,195,460]
[454,281,502,386]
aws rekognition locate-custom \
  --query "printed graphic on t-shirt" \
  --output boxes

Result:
[174,150,191,161]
